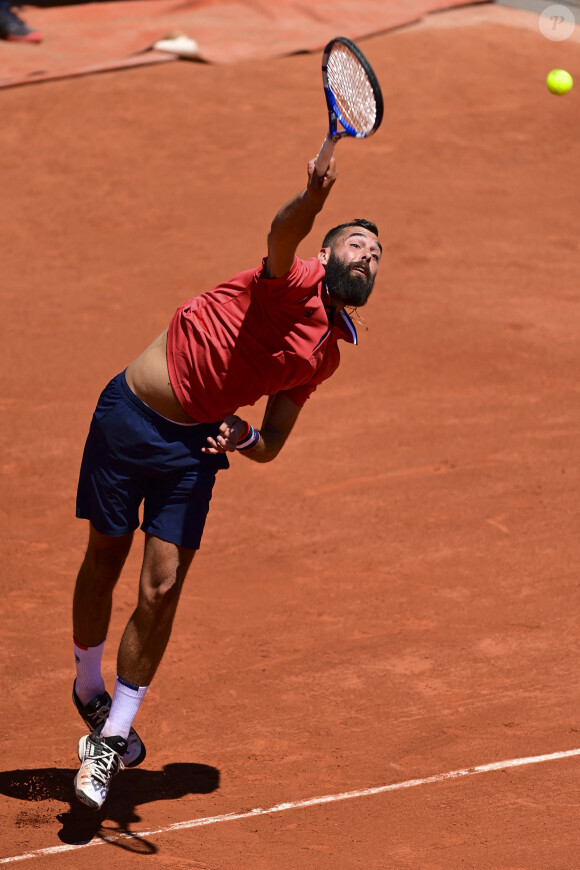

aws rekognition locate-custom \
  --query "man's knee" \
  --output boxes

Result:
[139,571,184,616]
[138,535,195,619]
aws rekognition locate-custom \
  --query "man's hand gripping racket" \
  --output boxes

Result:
[315,36,384,177]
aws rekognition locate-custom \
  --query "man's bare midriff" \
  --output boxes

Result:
[125,329,199,424]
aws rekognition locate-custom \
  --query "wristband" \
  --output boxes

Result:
[236,422,261,452]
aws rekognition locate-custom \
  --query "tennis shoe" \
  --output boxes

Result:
[75,729,127,810]
[0,6,43,42]
[73,681,146,768]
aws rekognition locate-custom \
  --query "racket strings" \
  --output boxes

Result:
[327,45,377,134]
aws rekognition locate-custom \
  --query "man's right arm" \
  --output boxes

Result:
[265,157,337,279]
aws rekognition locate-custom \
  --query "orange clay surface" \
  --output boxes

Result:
[0,6,579,868]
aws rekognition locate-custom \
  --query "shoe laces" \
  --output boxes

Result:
[87,740,124,787]
[88,704,110,729]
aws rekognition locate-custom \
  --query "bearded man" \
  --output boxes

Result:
[71,155,382,809]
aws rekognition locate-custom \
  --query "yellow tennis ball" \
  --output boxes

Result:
[546,69,573,95]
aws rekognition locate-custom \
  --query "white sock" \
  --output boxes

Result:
[101,677,149,740]
[74,638,106,705]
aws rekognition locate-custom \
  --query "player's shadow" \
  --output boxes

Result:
[0,763,220,852]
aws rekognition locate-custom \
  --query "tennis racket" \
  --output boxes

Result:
[315,36,384,176]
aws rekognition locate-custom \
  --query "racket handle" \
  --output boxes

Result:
[315,136,336,176]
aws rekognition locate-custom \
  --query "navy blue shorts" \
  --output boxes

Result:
[76,371,229,550]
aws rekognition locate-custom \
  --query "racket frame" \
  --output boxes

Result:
[316,36,384,175]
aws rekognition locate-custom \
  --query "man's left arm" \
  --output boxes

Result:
[202,393,301,462]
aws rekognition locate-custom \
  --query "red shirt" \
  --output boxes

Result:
[167,256,358,422]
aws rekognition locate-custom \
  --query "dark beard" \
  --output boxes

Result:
[324,251,375,307]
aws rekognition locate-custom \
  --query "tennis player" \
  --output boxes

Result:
[72,155,382,809]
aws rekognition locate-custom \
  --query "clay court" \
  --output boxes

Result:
[1,2,579,867]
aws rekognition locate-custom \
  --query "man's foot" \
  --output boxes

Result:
[73,682,146,768]
[0,6,43,42]
[74,729,127,810]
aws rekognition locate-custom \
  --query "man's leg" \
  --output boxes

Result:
[73,524,133,647]
[72,524,133,704]
[74,534,195,809]
[101,533,195,738]
[120,533,196,686]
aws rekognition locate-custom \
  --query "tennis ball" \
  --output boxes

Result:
[546,69,573,95]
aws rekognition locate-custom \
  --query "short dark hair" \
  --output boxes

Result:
[322,219,381,251]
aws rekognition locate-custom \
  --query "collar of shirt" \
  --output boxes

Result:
[337,308,358,345]
[322,282,357,346]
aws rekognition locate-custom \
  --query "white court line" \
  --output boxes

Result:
[1,748,579,864]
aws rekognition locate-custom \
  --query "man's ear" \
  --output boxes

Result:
[318,247,330,266]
